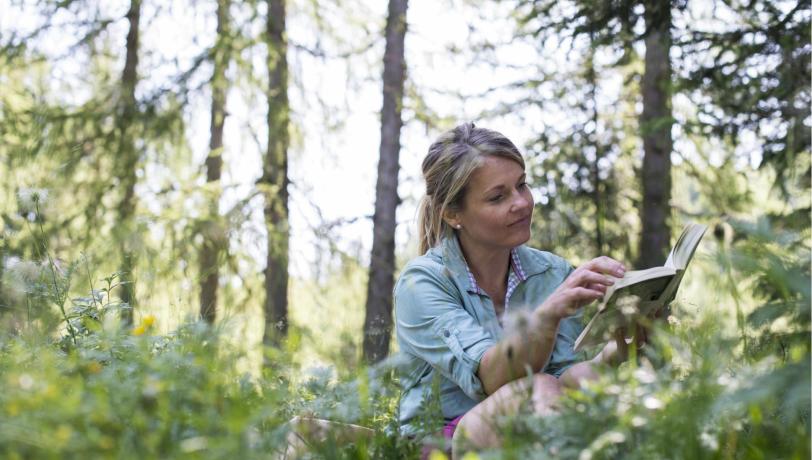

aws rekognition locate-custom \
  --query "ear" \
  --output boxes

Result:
[443,209,461,229]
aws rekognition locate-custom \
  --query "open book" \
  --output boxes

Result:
[573,223,708,352]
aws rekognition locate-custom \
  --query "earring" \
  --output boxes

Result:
[456,224,462,229]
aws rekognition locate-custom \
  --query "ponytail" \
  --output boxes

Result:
[417,195,446,255]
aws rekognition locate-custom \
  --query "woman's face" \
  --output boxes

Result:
[449,155,534,254]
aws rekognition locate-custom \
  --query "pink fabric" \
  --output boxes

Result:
[421,415,464,460]
[443,415,464,439]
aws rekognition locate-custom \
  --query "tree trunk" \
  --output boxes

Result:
[116,0,142,323]
[262,0,290,346]
[637,0,672,269]
[586,36,604,256]
[362,0,408,364]
[199,0,230,324]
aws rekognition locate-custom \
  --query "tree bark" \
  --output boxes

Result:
[116,0,142,323]
[586,36,604,256]
[637,0,672,269]
[362,0,408,364]
[262,0,290,346]
[199,0,230,324]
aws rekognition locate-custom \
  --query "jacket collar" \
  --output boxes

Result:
[438,234,551,293]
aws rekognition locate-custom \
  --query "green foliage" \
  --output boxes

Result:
[0,245,415,458]
[497,216,810,460]
[1,1,808,458]
[0,209,807,458]
[727,216,811,361]
[1,317,286,458]
[0,294,423,459]
[677,0,811,190]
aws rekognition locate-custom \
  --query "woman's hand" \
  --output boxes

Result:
[537,256,626,322]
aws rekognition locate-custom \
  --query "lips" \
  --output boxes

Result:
[508,214,532,227]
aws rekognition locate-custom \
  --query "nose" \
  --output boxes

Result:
[511,190,532,213]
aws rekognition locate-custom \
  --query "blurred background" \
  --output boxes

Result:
[0,1,809,457]
[1,0,809,372]
[0,0,809,408]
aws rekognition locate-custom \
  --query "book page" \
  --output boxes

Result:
[598,266,676,312]
[575,268,677,351]
[575,223,708,352]
[667,223,708,269]
[663,232,681,269]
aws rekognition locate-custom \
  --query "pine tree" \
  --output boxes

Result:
[362,0,409,364]
[114,0,143,323]
[262,0,291,346]
[199,0,232,324]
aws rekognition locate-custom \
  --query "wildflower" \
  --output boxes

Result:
[17,187,49,213]
[428,450,449,460]
[142,314,156,328]
[132,314,156,336]
[3,258,46,301]
[6,258,43,286]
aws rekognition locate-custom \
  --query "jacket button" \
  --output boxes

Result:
[443,330,450,338]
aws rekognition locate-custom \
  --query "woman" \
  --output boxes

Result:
[394,123,628,456]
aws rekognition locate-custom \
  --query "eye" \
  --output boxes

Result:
[518,182,528,189]
[488,194,503,203]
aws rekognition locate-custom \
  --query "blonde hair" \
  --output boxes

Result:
[417,122,525,254]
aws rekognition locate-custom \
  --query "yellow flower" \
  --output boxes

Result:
[132,314,156,336]
[142,314,156,328]
[428,450,448,460]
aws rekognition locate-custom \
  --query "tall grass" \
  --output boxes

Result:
[0,213,808,459]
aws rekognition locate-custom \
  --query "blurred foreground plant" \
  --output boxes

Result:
[0,214,807,459]
[0,277,415,459]
[485,216,810,459]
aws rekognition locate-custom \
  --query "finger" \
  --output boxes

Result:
[585,282,608,294]
[583,257,626,277]
[566,286,605,304]
[588,256,626,276]
[572,269,615,287]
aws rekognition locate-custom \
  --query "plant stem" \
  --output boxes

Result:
[32,201,77,346]
[83,253,100,310]
[721,247,747,357]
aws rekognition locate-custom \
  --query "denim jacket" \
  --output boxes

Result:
[394,235,584,435]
